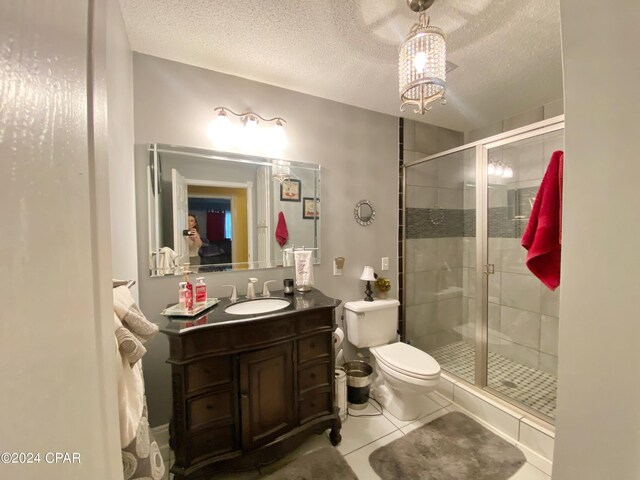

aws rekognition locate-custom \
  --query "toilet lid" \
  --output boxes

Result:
[371,342,440,379]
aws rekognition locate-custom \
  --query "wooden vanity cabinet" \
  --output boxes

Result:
[164,306,341,480]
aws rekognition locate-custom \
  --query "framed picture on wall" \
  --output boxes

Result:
[280,179,301,201]
[303,197,320,219]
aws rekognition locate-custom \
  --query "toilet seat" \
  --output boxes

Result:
[370,342,440,380]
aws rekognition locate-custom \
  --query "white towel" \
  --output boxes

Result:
[294,250,314,287]
[113,286,159,342]
[158,246,179,274]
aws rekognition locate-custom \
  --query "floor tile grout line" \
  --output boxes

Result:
[342,430,403,458]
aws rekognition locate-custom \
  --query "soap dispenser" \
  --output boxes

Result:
[247,278,258,299]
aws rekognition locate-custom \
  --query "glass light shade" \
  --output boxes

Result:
[208,111,235,148]
[488,162,496,176]
[399,13,446,114]
[272,160,291,183]
[360,266,376,281]
[503,166,514,178]
[270,122,287,149]
[494,163,505,177]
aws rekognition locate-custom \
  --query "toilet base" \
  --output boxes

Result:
[372,384,429,421]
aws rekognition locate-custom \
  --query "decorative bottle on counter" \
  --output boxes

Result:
[179,280,193,311]
[195,277,207,305]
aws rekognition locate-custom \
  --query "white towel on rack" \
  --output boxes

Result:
[157,247,178,274]
[294,250,314,287]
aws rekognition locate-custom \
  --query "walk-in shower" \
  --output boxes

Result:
[403,116,563,422]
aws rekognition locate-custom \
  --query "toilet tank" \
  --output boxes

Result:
[343,299,401,348]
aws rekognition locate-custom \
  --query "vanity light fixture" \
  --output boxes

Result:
[488,160,514,179]
[211,107,288,154]
[399,0,447,114]
[271,159,291,184]
[360,266,376,302]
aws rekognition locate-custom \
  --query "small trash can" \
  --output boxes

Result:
[343,360,373,405]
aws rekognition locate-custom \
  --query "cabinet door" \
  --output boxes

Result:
[239,342,296,450]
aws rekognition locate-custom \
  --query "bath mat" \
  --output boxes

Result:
[369,412,526,480]
[262,446,358,480]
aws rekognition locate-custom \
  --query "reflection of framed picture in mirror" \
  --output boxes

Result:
[303,197,320,219]
[280,179,301,201]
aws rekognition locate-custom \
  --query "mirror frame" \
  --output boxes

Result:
[354,199,375,226]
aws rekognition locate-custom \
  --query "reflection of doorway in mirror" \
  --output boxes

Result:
[187,185,250,270]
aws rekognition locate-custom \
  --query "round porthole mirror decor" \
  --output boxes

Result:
[354,200,375,226]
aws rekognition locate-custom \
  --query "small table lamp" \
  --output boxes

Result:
[360,266,376,302]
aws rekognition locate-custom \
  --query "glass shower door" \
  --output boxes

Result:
[404,147,477,384]
[484,128,563,420]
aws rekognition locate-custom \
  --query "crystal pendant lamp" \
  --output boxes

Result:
[399,0,447,114]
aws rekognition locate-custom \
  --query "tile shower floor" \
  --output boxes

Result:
[163,393,550,480]
[429,341,557,418]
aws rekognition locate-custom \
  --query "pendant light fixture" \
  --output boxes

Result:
[399,0,447,114]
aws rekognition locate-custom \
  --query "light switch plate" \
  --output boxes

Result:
[381,257,389,271]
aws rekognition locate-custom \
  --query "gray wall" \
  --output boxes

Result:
[132,53,400,425]
[107,0,138,300]
[553,1,640,478]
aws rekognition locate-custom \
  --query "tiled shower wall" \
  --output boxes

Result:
[405,124,563,378]
[400,120,464,342]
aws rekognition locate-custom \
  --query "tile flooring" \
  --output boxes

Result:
[163,392,551,480]
[430,341,557,418]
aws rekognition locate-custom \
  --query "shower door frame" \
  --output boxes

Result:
[402,115,565,422]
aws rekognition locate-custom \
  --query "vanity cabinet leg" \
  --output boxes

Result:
[329,416,342,446]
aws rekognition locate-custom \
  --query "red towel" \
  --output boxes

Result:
[521,150,564,290]
[275,211,289,247]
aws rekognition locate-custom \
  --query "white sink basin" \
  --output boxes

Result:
[224,298,291,315]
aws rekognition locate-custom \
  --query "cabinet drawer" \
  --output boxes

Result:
[185,424,236,465]
[296,310,333,334]
[299,388,332,424]
[298,332,331,364]
[187,390,234,430]
[298,362,331,393]
[234,318,295,349]
[174,329,231,360]
[185,356,233,394]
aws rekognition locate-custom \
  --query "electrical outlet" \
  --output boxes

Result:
[333,263,342,276]
[381,257,389,271]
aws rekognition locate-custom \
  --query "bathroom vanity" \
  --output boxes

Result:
[161,288,342,479]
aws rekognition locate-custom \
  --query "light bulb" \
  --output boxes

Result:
[208,111,234,148]
[494,163,505,177]
[503,166,514,179]
[272,122,287,148]
[413,52,427,73]
[488,162,496,176]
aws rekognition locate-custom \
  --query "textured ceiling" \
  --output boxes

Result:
[118,0,563,133]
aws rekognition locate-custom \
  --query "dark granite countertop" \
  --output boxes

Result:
[160,287,341,335]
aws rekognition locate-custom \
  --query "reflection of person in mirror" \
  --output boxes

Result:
[187,213,203,269]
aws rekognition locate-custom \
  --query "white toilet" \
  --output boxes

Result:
[343,299,441,421]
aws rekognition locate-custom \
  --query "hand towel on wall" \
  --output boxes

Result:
[294,250,314,287]
[521,150,564,290]
[276,211,289,247]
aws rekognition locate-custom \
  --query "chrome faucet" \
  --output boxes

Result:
[222,284,237,302]
[261,280,277,297]
[246,278,258,299]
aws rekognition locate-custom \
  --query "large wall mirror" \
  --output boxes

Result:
[143,144,320,276]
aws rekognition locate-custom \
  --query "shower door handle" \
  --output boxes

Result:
[483,264,495,275]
